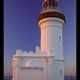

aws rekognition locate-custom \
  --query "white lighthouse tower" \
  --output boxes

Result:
[12,0,65,80]
[38,0,65,59]
[37,0,65,80]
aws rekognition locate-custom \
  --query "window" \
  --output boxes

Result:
[52,1,58,8]
[43,1,48,9]
[60,69,62,75]
[59,36,61,41]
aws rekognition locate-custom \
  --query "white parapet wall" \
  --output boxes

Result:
[12,46,64,80]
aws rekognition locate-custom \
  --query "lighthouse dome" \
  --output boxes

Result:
[42,0,60,13]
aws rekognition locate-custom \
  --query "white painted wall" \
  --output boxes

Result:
[38,18,65,59]
[47,59,64,80]
[12,53,48,80]
[12,54,64,80]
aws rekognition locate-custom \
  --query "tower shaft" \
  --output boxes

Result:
[38,17,64,59]
[38,0,65,59]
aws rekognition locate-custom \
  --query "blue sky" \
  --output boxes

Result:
[4,0,76,76]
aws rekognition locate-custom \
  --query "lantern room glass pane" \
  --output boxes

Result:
[52,1,57,8]
[43,1,48,10]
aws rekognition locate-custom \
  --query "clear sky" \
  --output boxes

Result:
[4,0,76,76]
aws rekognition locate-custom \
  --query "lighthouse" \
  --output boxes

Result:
[12,0,65,80]
[38,0,65,59]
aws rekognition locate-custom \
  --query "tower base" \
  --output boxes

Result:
[12,49,64,80]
